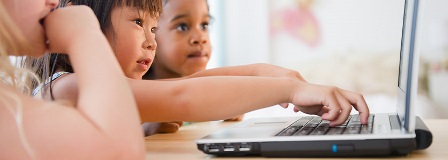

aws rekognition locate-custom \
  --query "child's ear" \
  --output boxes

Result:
[67,2,73,6]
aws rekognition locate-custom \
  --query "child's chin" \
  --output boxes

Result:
[128,73,145,80]
[186,68,206,76]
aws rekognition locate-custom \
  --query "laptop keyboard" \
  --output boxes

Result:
[276,115,374,136]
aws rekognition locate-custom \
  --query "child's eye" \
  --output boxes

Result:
[176,23,189,31]
[133,19,143,27]
[151,27,158,33]
[201,22,209,30]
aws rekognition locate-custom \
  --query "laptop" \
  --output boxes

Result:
[197,0,432,157]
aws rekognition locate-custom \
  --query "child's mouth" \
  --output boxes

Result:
[136,59,151,71]
[188,51,206,58]
[137,60,150,65]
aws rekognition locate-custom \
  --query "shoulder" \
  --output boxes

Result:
[53,73,77,88]
[51,73,78,98]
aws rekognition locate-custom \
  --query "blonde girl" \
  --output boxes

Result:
[0,0,145,159]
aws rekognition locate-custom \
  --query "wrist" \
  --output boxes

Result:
[249,63,265,76]
[285,78,303,104]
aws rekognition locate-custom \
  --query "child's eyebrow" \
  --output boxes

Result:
[170,14,188,22]
[170,14,212,22]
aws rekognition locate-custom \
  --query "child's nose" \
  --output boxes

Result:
[144,39,157,50]
[143,29,157,50]
[47,0,59,9]
[143,36,157,51]
[190,29,208,45]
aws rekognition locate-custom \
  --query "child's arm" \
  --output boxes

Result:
[185,63,307,81]
[32,6,144,159]
[130,76,369,127]
[183,63,303,120]
[48,74,368,127]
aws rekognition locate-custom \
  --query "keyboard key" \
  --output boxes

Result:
[305,117,322,128]
[343,126,361,134]
[293,127,315,135]
[310,126,329,135]
[326,127,345,135]
[335,116,352,127]
[290,117,313,127]
[318,120,330,128]
[360,124,373,134]
[277,126,301,136]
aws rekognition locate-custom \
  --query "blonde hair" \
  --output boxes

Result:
[0,1,39,158]
[0,1,36,92]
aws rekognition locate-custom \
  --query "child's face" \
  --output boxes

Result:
[2,0,58,56]
[154,0,211,77]
[108,6,158,80]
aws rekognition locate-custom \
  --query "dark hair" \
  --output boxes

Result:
[28,0,162,99]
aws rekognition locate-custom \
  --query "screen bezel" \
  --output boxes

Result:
[397,0,421,133]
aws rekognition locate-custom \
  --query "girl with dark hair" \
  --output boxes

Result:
[31,0,371,139]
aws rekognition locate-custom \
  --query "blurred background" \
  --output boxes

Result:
[207,0,448,119]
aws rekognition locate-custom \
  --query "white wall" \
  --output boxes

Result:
[209,0,406,67]
[223,0,271,65]
[209,0,448,65]
[208,0,448,117]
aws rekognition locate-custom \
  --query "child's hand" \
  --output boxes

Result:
[43,6,103,53]
[290,81,369,127]
[252,63,307,82]
[156,121,183,133]
[224,114,244,121]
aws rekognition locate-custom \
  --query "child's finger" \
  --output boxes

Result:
[279,103,289,108]
[339,90,370,124]
[293,106,300,112]
[329,92,352,126]
[320,94,342,122]
[315,106,330,116]
[172,121,184,127]
[157,122,181,133]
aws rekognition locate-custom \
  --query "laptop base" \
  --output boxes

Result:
[415,116,433,150]
[198,138,415,157]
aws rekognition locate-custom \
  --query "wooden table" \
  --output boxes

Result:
[145,119,448,159]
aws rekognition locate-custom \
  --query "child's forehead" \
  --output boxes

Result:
[164,1,208,13]
[162,1,209,20]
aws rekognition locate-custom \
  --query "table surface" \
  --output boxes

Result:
[144,119,448,159]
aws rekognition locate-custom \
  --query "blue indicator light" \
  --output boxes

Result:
[332,144,338,153]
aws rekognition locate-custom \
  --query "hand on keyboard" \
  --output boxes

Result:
[290,82,370,127]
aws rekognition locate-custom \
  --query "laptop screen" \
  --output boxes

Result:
[397,0,420,132]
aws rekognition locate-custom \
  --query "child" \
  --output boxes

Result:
[32,0,370,136]
[143,0,212,80]
[0,0,144,159]
[141,0,243,135]
[142,0,317,134]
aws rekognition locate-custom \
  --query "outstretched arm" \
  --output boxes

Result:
[131,76,369,126]
[155,63,306,121]
[45,73,369,127]
[186,63,306,81]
